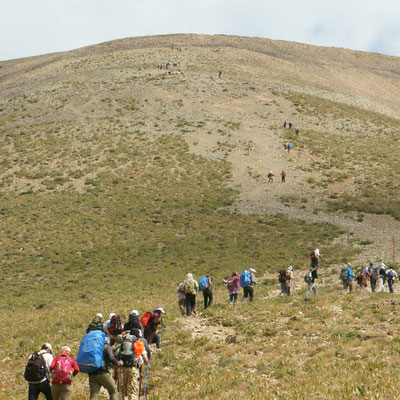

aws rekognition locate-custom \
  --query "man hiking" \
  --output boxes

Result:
[182,273,198,316]
[386,266,398,293]
[241,268,257,302]
[340,264,356,293]
[86,313,104,334]
[310,248,321,268]
[267,170,274,183]
[123,310,143,338]
[144,307,165,349]
[279,266,294,296]
[367,262,378,292]
[304,265,318,298]
[25,343,54,400]
[198,275,214,309]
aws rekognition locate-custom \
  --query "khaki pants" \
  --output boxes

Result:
[51,383,72,400]
[343,280,353,293]
[121,366,140,399]
[89,372,118,400]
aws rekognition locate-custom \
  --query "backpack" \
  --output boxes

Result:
[227,279,234,289]
[183,278,195,294]
[304,271,312,283]
[360,266,367,277]
[387,270,394,280]
[198,276,209,291]
[140,312,152,327]
[372,267,379,280]
[76,330,106,373]
[279,270,287,283]
[109,315,122,335]
[310,251,315,260]
[240,270,251,288]
[339,267,349,282]
[119,333,137,367]
[86,317,103,334]
[24,352,46,382]
[52,356,73,384]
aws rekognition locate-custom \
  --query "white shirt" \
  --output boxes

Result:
[28,350,53,384]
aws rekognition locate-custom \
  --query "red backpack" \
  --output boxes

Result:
[109,315,122,335]
[140,312,152,327]
[52,356,73,384]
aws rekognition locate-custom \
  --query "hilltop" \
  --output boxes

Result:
[1,34,400,399]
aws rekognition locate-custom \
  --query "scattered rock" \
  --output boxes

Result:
[225,335,237,344]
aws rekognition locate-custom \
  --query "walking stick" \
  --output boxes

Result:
[138,365,142,400]
[143,361,150,399]
[119,367,124,400]
[214,288,218,305]
[321,278,324,296]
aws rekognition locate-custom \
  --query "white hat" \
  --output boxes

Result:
[131,310,139,316]
[155,307,165,314]
[61,346,71,353]
[108,313,116,320]
[249,268,256,273]
[96,313,103,319]
[288,266,293,271]
[43,343,53,352]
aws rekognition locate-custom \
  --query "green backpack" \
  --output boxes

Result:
[339,266,349,282]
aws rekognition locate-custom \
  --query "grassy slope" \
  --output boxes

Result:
[0,35,399,399]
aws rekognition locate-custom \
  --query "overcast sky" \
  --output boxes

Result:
[1,0,400,61]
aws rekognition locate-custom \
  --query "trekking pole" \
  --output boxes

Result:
[214,288,218,305]
[321,278,324,296]
[138,365,142,400]
[143,361,150,399]
[119,367,124,400]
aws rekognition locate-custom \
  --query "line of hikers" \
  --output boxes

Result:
[25,307,165,400]
[177,269,257,316]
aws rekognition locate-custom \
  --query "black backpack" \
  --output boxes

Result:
[86,317,104,334]
[109,315,122,335]
[279,270,287,283]
[24,352,45,382]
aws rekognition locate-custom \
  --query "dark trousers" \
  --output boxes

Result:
[229,293,238,303]
[243,286,254,301]
[151,333,161,348]
[388,279,394,293]
[370,277,376,292]
[203,287,213,309]
[28,380,53,400]
[185,293,196,316]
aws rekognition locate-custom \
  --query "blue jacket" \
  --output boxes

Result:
[345,266,356,281]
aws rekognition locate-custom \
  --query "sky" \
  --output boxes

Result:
[1,0,400,61]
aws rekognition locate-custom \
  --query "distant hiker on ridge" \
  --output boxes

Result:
[267,170,274,183]
[281,170,286,183]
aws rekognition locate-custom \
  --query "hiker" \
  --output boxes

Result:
[86,313,104,334]
[310,248,321,268]
[367,262,377,292]
[295,128,300,135]
[25,343,54,400]
[88,338,123,400]
[50,346,79,400]
[287,142,292,153]
[223,272,240,303]
[376,263,387,292]
[283,120,287,128]
[241,268,257,302]
[288,122,292,129]
[305,265,318,298]
[340,264,356,293]
[218,71,222,78]
[279,266,293,296]
[267,170,274,183]
[386,267,398,293]
[177,282,186,315]
[144,307,165,349]
[199,275,214,309]
[355,266,368,290]
[104,313,122,337]
[118,333,149,399]
[182,273,199,316]
[123,310,143,338]
[110,335,123,386]
[281,170,286,183]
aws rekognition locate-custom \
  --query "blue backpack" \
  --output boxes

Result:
[198,276,209,291]
[76,330,106,373]
[240,270,251,288]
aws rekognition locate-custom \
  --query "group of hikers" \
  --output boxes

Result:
[278,248,398,298]
[267,170,286,183]
[283,120,300,135]
[25,308,165,400]
[177,269,257,316]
